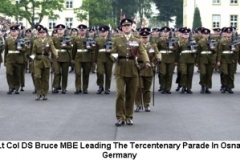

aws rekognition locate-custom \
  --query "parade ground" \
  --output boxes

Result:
[1,64,240,141]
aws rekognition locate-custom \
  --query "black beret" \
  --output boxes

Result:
[201,28,211,34]
[99,25,110,32]
[160,26,171,32]
[55,24,66,30]
[78,24,87,30]
[140,27,151,33]
[139,31,150,37]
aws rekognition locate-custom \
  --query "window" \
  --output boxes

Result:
[66,0,73,8]
[49,18,56,29]
[212,15,220,28]
[213,0,220,3]
[34,18,39,25]
[230,15,238,27]
[65,18,73,28]
[230,0,238,4]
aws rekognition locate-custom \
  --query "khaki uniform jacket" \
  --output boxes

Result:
[177,39,196,63]
[139,42,161,77]
[217,38,239,64]
[94,36,113,62]
[111,35,149,77]
[32,37,58,68]
[72,36,93,62]
[196,38,216,64]
[4,36,26,64]
[157,37,177,63]
[52,36,72,62]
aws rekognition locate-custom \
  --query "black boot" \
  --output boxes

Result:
[227,88,234,94]
[7,88,14,94]
[180,87,186,94]
[205,88,211,94]
[186,89,193,94]
[221,86,227,93]
[200,85,205,94]
[175,85,181,91]
[97,87,104,94]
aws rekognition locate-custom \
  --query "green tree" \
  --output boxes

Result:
[152,0,182,27]
[192,7,202,29]
[74,0,114,27]
[0,0,64,29]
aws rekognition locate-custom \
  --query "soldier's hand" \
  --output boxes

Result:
[71,60,75,63]
[62,44,67,47]
[145,62,151,68]
[106,49,111,53]
[217,61,221,66]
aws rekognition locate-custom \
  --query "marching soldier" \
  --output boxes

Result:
[4,25,26,94]
[108,18,151,126]
[135,29,161,112]
[89,27,97,73]
[212,28,221,73]
[157,26,178,94]
[195,28,216,94]
[94,25,114,94]
[72,24,93,94]
[68,28,78,73]
[177,28,196,94]
[31,27,58,100]
[0,30,5,67]
[52,24,72,94]
[217,27,239,93]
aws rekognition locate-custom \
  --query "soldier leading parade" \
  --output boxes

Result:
[1,16,240,126]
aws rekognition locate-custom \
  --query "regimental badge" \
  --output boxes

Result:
[149,48,154,53]
[125,20,128,23]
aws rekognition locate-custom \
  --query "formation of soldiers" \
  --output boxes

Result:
[0,18,240,126]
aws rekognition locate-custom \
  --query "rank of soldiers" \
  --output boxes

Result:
[1,18,240,126]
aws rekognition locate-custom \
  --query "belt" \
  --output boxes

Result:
[8,50,20,54]
[99,49,106,52]
[118,56,135,60]
[201,51,212,54]
[138,61,144,63]
[222,51,233,54]
[160,50,173,54]
[56,49,67,52]
[181,50,192,54]
[77,49,88,52]
[37,53,49,56]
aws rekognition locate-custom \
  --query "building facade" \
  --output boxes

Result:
[183,0,240,29]
[0,0,88,30]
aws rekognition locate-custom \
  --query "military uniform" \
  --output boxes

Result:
[0,36,4,65]
[157,27,178,94]
[217,27,239,93]
[32,27,58,100]
[4,25,26,94]
[196,28,216,93]
[72,24,93,94]
[94,26,114,94]
[135,31,161,112]
[111,18,150,126]
[177,28,196,93]
[52,24,72,94]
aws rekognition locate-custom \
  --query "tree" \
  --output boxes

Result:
[74,0,114,27]
[192,7,202,29]
[0,0,64,29]
[152,0,182,27]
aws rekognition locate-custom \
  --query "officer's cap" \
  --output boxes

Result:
[120,18,133,26]
[35,24,44,30]
[25,29,32,33]
[10,25,19,31]
[56,24,66,30]
[152,28,160,32]
[52,30,58,34]
[140,27,151,33]
[38,27,48,33]
[78,24,87,30]
[99,25,110,32]
[213,28,221,32]
[160,26,171,32]
[139,31,150,37]
[223,27,233,33]
[180,28,191,34]
[201,28,210,34]
[71,28,78,32]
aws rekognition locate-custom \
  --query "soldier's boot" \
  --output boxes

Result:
[227,88,234,94]
[42,95,48,100]
[62,89,67,94]
[74,89,82,94]
[145,105,151,112]
[97,87,104,94]
[15,90,20,94]
[32,88,37,94]
[175,85,182,91]
[180,87,186,94]
[187,88,193,94]
[134,105,142,112]
[115,120,125,127]
[20,87,24,91]
[69,67,74,73]
[220,85,223,92]
[126,119,133,125]
[166,90,171,94]
[7,88,14,94]
[200,85,205,94]
[158,86,162,92]
[105,89,110,94]
[52,88,59,93]
[83,90,88,94]
[221,86,227,93]
[35,95,42,101]
[161,89,166,94]
[205,88,211,94]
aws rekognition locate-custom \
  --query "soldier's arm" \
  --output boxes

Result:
[4,39,8,64]
[195,42,201,64]
[49,39,58,58]
[94,40,99,62]
[72,41,77,61]
[138,42,150,63]
[153,44,162,60]
[217,41,222,63]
